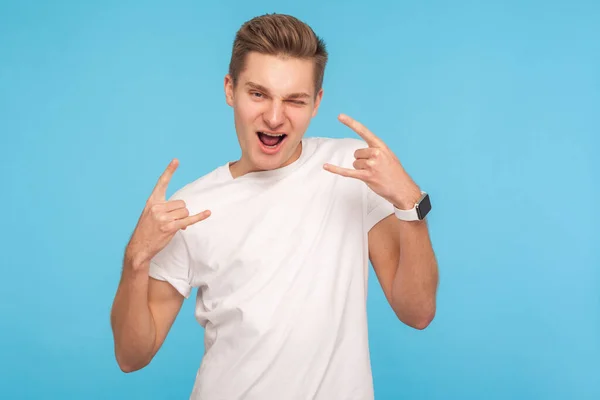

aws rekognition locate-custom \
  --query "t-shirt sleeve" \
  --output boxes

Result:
[365,186,395,232]
[148,230,192,299]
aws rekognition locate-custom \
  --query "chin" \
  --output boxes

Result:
[251,149,289,171]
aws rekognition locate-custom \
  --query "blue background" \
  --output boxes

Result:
[1,0,598,399]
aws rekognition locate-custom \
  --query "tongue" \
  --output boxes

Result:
[259,133,282,146]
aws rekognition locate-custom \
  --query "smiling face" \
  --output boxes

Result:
[225,52,323,178]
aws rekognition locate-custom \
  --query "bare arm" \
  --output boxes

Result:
[369,214,438,329]
[321,114,438,329]
[110,259,184,372]
[110,159,210,372]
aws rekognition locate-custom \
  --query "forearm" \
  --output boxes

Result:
[391,219,438,329]
[110,259,157,372]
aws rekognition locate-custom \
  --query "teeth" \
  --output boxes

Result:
[261,132,285,137]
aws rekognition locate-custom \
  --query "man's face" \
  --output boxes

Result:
[225,52,323,175]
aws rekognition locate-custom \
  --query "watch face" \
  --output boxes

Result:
[416,193,432,219]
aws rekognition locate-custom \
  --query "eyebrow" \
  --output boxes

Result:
[245,81,311,99]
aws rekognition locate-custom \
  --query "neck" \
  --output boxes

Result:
[229,140,303,179]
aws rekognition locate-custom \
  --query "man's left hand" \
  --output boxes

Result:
[323,114,422,210]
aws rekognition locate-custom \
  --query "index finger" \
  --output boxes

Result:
[338,114,384,148]
[151,158,179,200]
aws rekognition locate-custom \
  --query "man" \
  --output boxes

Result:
[111,13,438,400]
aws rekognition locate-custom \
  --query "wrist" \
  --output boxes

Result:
[392,186,422,210]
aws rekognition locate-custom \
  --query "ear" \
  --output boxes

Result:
[311,88,324,118]
[224,74,234,107]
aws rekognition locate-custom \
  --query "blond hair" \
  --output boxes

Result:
[228,13,328,93]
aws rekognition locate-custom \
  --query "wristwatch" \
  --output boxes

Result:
[393,191,432,221]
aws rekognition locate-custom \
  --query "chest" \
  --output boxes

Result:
[185,170,367,304]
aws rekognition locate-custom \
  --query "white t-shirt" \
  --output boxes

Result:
[149,136,395,400]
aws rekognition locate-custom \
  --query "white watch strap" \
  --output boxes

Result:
[393,191,426,221]
[394,205,419,221]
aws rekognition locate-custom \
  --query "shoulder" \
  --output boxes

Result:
[306,137,369,168]
[307,136,368,157]
[167,163,229,203]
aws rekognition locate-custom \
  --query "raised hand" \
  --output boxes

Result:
[125,159,211,269]
[323,114,422,210]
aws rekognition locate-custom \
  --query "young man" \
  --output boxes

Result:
[111,13,438,400]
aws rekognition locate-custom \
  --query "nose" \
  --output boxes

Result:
[263,99,285,130]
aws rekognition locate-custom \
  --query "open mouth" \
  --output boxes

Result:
[257,131,287,148]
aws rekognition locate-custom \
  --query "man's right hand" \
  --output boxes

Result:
[125,159,211,270]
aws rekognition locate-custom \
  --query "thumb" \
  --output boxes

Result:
[179,210,211,230]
